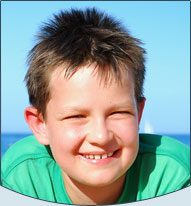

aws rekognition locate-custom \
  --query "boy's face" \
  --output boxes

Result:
[42,65,144,188]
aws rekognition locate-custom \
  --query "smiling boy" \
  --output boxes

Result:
[1,8,190,205]
[31,65,143,204]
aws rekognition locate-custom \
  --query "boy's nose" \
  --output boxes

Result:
[86,118,114,146]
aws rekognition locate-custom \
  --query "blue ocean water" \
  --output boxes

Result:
[1,133,190,157]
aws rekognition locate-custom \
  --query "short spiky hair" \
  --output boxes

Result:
[25,8,146,117]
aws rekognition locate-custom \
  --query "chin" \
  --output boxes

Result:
[78,170,125,188]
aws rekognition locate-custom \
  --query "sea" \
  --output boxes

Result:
[1,133,190,157]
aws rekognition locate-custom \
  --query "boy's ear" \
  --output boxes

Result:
[24,107,49,145]
[138,97,146,124]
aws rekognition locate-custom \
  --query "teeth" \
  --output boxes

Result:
[108,152,113,157]
[89,155,94,159]
[102,154,107,159]
[83,152,114,159]
[94,155,101,160]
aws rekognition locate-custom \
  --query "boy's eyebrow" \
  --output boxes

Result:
[55,102,135,117]
[55,106,89,117]
[109,103,135,110]
[107,103,136,113]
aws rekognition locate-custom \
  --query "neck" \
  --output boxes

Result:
[62,172,126,205]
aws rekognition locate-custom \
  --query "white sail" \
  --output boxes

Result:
[144,120,154,134]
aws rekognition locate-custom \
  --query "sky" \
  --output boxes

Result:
[1,1,190,134]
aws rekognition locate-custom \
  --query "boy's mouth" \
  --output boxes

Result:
[82,152,114,160]
[79,150,120,165]
[80,150,119,160]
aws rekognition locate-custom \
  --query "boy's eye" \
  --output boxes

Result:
[65,115,84,119]
[110,111,130,116]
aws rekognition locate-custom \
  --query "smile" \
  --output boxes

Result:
[79,150,120,165]
[83,152,114,160]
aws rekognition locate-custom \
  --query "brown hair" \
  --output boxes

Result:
[25,8,146,117]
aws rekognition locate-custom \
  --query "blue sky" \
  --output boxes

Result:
[2,1,190,134]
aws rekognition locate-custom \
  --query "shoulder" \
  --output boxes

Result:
[135,133,190,197]
[2,135,53,176]
[1,135,54,186]
[139,133,190,171]
[1,135,67,202]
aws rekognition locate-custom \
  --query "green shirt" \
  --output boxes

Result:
[1,134,190,204]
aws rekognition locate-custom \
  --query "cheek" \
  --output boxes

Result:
[47,123,84,157]
[110,118,139,145]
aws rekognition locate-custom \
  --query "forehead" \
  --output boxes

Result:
[46,64,137,117]
[49,63,135,90]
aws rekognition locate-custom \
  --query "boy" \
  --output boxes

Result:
[1,8,190,205]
